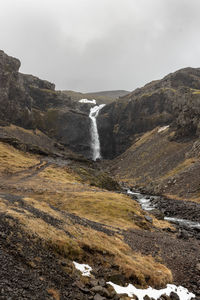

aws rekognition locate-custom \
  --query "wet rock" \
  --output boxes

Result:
[150,209,165,220]
[144,296,152,300]
[159,295,171,300]
[91,286,110,297]
[90,279,99,287]
[131,295,139,300]
[177,229,190,240]
[169,292,180,300]
[98,278,106,287]
[119,294,130,300]
[196,263,200,273]
[145,216,153,223]
[93,294,106,300]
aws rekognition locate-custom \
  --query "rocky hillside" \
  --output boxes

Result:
[97,67,200,202]
[98,67,200,158]
[0,50,93,158]
[106,126,200,202]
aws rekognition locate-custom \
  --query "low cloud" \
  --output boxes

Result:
[1,0,200,92]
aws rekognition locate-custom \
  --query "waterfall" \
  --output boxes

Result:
[89,104,105,161]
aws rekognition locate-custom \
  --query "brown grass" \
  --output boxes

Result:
[0,142,174,287]
[160,158,197,180]
[0,193,173,287]
[39,165,80,184]
[0,142,39,174]
[47,289,60,300]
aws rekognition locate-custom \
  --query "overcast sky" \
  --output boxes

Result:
[1,0,200,92]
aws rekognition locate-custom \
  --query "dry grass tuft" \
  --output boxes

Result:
[47,288,60,300]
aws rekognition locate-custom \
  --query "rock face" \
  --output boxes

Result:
[1,49,200,162]
[98,68,200,158]
[0,50,32,127]
[0,50,91,157]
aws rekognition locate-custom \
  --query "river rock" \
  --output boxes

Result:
[93,294,106,300]
[177,229,190,240]
[169,292,180,300]
[98,278,106,287]
[91,286,110,297]
[159,295,171,300]
[145,216,153,223]
[196,263,200,272]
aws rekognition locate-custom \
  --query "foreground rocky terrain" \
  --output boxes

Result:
[0,139,199,299]
[0,50,200,299]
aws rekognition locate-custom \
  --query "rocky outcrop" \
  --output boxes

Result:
[98,68,200,158]
[0,50,92,158]
[0,50,32,127]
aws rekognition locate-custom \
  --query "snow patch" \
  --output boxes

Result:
[107,282,195,300]
[158,125,169,133]
[73,262,92,277]
[79,98,96,104]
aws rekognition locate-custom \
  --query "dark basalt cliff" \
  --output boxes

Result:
[0,50,91,157]
[98,68,200,158]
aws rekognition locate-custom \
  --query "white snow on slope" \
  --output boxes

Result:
[107,282,195,300]
[73,262,92,277]
[158,125,169,133]
[72,262,195,299]
[79,99,96,104]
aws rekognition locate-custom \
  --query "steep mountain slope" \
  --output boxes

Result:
[97,67,200,202]
[98,67,200,159]
[106,126,200,202]
[0,50,92,158]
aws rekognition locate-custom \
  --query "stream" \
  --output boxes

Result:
[127,189,200,235]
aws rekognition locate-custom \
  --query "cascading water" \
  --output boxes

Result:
[89,104,105,161]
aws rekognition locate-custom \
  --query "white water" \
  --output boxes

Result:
[127,189,155,211]
[89,104,105,161]
[127,190,200,230]
[164,217,200,230]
